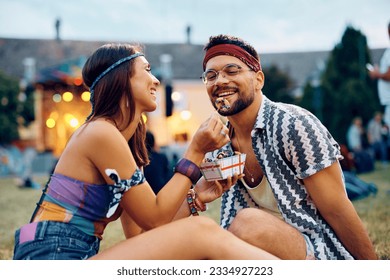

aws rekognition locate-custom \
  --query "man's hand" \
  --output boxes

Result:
[368,64,381,79]
[194,173,243,204]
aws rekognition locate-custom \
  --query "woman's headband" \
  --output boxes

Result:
[89,52,144,93]
[202,44,261,72]
[86,52,144,121]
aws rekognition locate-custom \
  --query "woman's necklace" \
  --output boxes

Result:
[235,136,256,183]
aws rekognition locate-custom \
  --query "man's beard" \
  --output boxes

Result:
[213,91,255,116]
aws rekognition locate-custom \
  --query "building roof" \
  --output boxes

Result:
[0,37,385,88]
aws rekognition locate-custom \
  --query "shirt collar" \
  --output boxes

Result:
[253,94,268,132]
[227,94,268,137]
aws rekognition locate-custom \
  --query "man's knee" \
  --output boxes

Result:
[228,208,268,241]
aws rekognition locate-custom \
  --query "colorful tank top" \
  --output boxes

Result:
[29,168,145,239]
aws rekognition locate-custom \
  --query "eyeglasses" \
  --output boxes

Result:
[201,63,251,85]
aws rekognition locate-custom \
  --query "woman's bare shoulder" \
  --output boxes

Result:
[62,120,125,159]
[56,120,130,181]
[75,120,122,142]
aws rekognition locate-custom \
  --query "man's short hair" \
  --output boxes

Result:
[204,34,260,61]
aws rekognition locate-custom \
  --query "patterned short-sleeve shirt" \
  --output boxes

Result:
[220,96,354,260]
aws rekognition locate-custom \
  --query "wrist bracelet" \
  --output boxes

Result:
[187,189,199,216]
[187,189,206,214]
[174,158,201,185]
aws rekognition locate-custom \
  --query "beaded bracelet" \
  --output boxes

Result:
[187,189,199,216]
[187,188,207,215]
[174,158,201,185]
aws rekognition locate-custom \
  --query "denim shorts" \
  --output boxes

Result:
[13,220,100,260]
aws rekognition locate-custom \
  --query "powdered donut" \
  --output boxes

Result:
[215,97,231,111]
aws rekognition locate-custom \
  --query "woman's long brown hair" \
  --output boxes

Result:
[82,43,149,167]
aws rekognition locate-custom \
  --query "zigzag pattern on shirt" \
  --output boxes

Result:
[221,97,353,259]
[259,99,352,259]
[220,181,258,228]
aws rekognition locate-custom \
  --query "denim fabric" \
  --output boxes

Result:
[13,221,100,260]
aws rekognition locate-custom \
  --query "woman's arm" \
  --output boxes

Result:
[171,174,241,220]
[120,210,143,238]
[91,114,230,230]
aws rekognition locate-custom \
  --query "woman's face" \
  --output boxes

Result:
[130,55,160,113]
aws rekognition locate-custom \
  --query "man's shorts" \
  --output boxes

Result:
[302,233,316,260]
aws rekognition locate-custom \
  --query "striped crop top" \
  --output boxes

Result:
[29,168,145,239]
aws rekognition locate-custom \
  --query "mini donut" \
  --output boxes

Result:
[215,97,231,111]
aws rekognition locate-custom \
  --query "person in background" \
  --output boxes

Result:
[347,117,375,173]
[18,146,40,189]
[143,130,172,194]
[369,21,390,131]
[367,111,388,166]
[201,34,377,259]
[13,43,278,260]
[347,117,365,153]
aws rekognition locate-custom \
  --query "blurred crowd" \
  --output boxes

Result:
[346,111,389,174]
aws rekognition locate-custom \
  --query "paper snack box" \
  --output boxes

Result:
[200,153,246,181]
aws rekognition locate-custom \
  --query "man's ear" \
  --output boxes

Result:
[255,71,265,90]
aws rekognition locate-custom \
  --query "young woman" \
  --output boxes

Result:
[13,43,278,260]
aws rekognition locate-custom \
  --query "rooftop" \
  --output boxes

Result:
[0,37,385,88]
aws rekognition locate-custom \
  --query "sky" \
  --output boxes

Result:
[0,0,389,53]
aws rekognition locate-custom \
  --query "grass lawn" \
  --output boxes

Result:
[1,163,389,260]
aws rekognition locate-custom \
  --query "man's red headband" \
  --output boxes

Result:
[203,44,261,72]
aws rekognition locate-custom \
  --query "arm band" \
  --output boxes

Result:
[174,158,201,185]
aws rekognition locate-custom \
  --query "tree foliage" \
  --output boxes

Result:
[299,26,381,144]
[0,70,35,144]
[262,64,295,104]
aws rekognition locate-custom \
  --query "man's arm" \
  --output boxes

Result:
[369,66,390,81]
[303,162,378,259]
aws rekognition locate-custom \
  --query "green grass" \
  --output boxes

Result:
[1,163,389,260]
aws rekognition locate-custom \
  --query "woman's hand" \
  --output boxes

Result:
[194,173,243,204]
[190,112,230,155]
